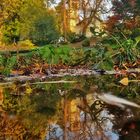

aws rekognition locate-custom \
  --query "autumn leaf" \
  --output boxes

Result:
[26,87,32,95]
[119,77,129,86]
[119,77,140,86]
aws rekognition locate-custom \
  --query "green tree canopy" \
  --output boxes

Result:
[0,0,59,44]
[20,0,60,45]
[0,0,24,43]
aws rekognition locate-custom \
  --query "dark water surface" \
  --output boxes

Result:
[0,74,140,140]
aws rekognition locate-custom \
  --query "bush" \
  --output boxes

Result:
[20,4,60,46]
[1,19,20,44]
[67,32,85,43]
[29,15,60,45]
[131,28,140,39]
[18,40,36,49]
[37,45,72,64]
[2,56,17,75]
[82,39,90,47]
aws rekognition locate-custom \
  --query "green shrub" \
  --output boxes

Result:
[29,15,60,45]
[67,32,85,43]
[2,56,17,75]
[82,39,90,47]
[131,28,140,39]
[36,45,72,64]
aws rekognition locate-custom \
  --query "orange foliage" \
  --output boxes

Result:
[105,15,121,32]
[105,15,140,32]
[124,19,137,29]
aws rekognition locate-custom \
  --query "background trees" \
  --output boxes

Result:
[111,0,140,20]
[0,0,24,43]
[105,0,140,38]
[0,0,59,45]
[77,0,105,35]
[0,0,140,45]
[20,0,59,45]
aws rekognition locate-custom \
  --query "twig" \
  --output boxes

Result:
[22,80,77,86]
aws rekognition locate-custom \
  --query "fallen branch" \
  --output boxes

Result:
[0,80,77,88]
[1,68,140,83]
[0,82,13,87]
[22,80,77,86]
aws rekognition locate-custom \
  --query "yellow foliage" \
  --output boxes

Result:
[25,84,32,95]
[119,77,129,86]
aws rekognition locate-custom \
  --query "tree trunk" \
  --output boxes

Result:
[63,0,67,42]
[63,94,68,140]
[82,23,88,36]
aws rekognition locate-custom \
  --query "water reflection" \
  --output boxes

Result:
[0,75,140,140]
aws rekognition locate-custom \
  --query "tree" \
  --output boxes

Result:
[1,18,20,43]
[55,0,106,37]
[55,0,69,41]
[29,14,60,45]
[105,0,140,34]
[0,0,24,43]
[77,0,106,35]
[20,0,59,45]
[0,0,59,44]
[111,0,140,20]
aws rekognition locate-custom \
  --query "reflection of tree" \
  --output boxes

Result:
[77,95,109,139]
[1,74,139,139]
[19,87,62,138]
[0,112,46,139]
[48,88,112,140]
[45,87,117,139]
[0,112,26,139]
[1,84,63,139]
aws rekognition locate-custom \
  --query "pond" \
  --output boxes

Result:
[0,74,140,140]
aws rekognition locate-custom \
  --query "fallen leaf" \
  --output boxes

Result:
[119,77,129,86]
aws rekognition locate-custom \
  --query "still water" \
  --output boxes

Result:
[0,74,140,140]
